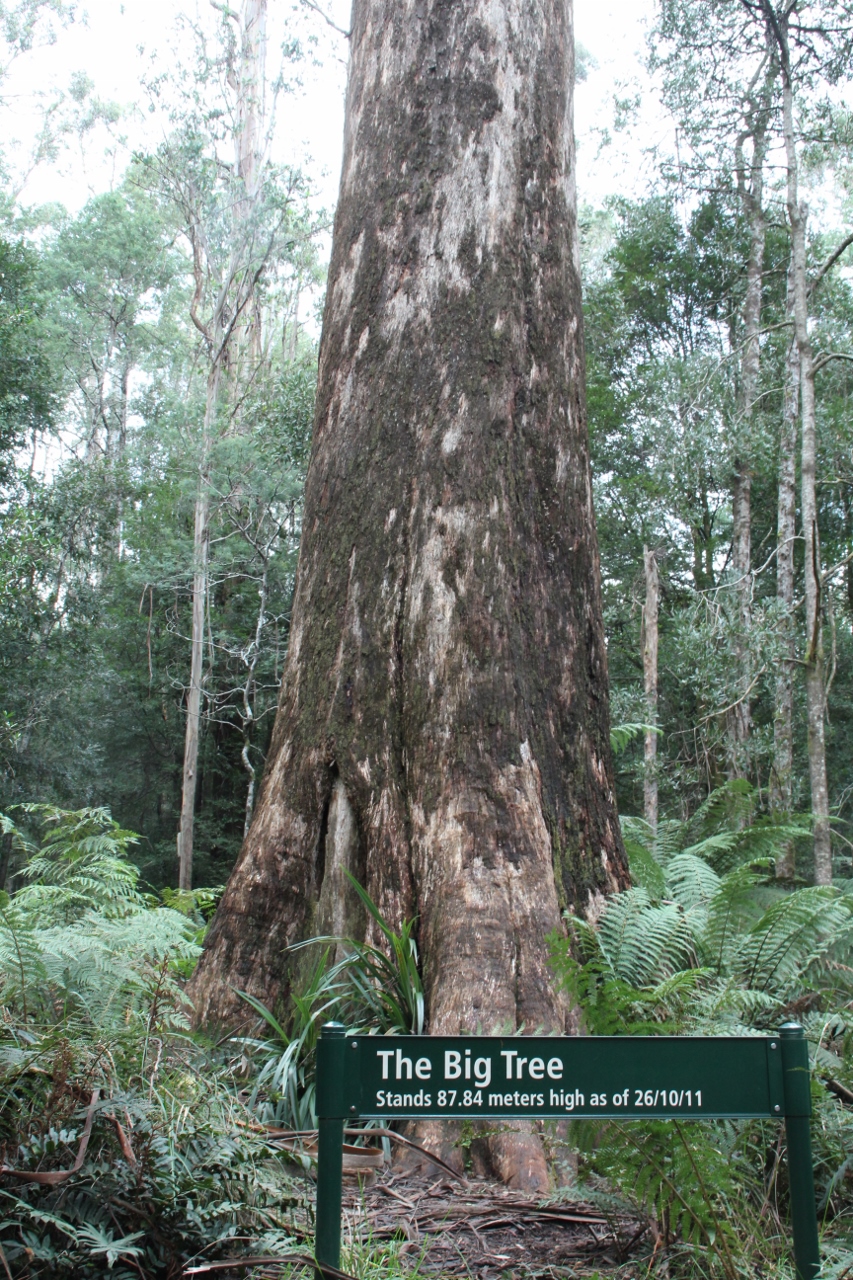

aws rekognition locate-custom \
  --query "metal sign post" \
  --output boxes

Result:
[314,1021,820,1280]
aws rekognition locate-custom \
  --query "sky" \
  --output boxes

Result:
[4,0,660,216]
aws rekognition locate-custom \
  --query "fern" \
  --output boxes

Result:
[597,888,697,984]
[553,789,853,1272]
[610,722,657,755]
[0,805,304,1278]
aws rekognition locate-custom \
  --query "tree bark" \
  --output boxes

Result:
[190,0,628,1162]
[642,546,659,832]
[178,365,217,890]
[771,265,797,878]
[192,0,630,1176]
[773,18,832,884]
[728,104,769,780]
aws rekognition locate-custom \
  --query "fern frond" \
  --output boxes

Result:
[597,889,697,984]
[666,852,721,929]
[731,887,853,997]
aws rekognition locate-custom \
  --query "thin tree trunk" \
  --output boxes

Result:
[728,110,769,779]
[178,491,208,890]
[0,831,12,892]
[235,0,267,370]
[729,464,752,773]
[771,266,798,878]
[178,364,218,890]
[778,43,832,884]
[642,546,659,832]
[178,0,270,888]
[191,0,629,1181]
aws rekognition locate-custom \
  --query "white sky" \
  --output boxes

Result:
[5,0,659,216]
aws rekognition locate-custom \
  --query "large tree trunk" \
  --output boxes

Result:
[774,22,832,884]
[191,0,627,1109]
[771,264,798,879]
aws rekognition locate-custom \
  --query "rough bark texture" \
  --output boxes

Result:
[642,546,659,833]
[191,0,627,1051]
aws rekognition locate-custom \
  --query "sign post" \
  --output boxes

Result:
[314,1022,346,1280]
[314,1023,820,1280]
[780,1023,820,1280]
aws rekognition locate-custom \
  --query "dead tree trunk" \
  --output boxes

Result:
[642,546,659,832]
[191,0,627,1115]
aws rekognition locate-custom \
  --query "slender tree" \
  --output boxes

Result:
[191,0,629,1186]
[771,263,798,877]
[755,0,853,883]
[160,0,287,889]
[642,546,660,831]
[728,57,775,778]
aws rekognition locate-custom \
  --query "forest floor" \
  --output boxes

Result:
[339,1168,647,1278]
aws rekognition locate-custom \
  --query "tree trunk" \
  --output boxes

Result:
[729,463,752,774]
[777,35,832,884]
[771,265,797,878]
[642,546,659,832]
[234,0,267,370]
[728,110,769,780]
[178,366,217,891]
[190,0,628,1178]
[0,831,12,892]
[177,0,269,889]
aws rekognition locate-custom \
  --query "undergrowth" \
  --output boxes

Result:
[548,780,853,1279]
[3,789,853,1280]
[0,805,307,1278]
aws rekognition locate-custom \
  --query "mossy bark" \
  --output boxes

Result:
[191,0,627,1105]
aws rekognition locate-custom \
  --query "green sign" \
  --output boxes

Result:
[328,1033,785,1120]
[312,1023,820,1280]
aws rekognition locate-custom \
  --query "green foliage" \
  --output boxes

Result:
[0,169,318,884]
[0,806,307,1276]
[0,235,55,469]
[549,792,853,1275]
[236,873,425,1131]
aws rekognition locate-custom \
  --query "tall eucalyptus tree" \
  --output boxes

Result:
[191,0,629,1187]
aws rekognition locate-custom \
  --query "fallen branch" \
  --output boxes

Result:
[823,1075,853,1106]
[0,1090,100,1185]
[262,1124,468,1185]
[104,1112,138,1168]
[346,1127,467,1185]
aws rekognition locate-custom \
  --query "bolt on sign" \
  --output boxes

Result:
[313,1023,820,1280]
